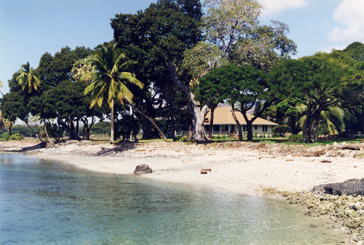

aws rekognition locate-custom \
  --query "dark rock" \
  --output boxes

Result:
[134,164,152,175]
[313,178,364,196]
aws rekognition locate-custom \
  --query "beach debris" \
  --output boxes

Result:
[339,144,361,151]
[134,164,152,175]
[200,168,212,174]
[320,160,332,163]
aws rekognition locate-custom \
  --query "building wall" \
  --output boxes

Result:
[174,125,274,137]
[204,124,274,135]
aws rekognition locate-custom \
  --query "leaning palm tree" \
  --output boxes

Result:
[81,43,167,142]
[16,62,41,93]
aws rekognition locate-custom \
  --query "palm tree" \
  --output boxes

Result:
[16,62,41,93]
[16,62,47,143]
[297,104,345,141]
[81,43,166,142]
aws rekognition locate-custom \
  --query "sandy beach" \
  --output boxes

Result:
[3,140,364,197]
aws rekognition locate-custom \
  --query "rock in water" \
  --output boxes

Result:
[134,164,152,175]
[313,178,364,196]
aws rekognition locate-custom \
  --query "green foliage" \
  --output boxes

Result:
[12,125,38,137]
[37,46,92,87]
[82,42,144,108]
[10,133,24,141]
[91,122,111,135]
[1,132,10,141]
[112,0,203,74]
[0,91,29,122]
[288,134,303,142]
[343,42,364,62]
[39,122,62,141]
[272,54,351,143]
[16,62,41,94]
[179,136,189,142]
[273,125,291,135]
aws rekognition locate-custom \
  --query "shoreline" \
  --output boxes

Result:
[3,140,364,243]
[3,140,364,197]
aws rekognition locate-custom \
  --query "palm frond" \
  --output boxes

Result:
[118,82,134,103]
[120,72,144,89]
[295,103,307,115]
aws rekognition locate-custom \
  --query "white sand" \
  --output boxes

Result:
[23,141,364,197]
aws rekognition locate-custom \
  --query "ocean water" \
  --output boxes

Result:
[0,154,344,245]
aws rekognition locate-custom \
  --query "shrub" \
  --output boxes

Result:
[273,125,291,135]
[10,133,24,141]
[1,132,10,141]
[179,136,189,142]
[288,134,303,142]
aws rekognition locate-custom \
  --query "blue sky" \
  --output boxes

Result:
[0,0,363,95]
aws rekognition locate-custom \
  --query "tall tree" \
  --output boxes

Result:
[199,64,270,141]
[338,42,364,132]
[271,54,349,143]
[80,43,166,142]
[124,0,296,141]
[12,64,44,142]
[111,0,204,140]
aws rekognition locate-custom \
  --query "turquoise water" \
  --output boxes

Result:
[0,154,344,244]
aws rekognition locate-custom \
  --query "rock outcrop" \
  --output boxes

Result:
[134,164,152,175]
[313,178,364,196]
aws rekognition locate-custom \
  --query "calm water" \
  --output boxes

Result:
[0,154,344,245]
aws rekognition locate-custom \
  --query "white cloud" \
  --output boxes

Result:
[319,45,347,53]
[328,0,364,43]
[259,0,308,16]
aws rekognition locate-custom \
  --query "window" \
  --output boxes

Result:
[262,125,268,132]
[230,125,235,132]
[243,125,247,132]
[205,125,210,132]
[254,125,257,130]
[214,125,220,131]
[225,125,229,131]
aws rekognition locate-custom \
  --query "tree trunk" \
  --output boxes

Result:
[246,121,253,142]
[361,106,364,133]
[312,118,320,142]
[189,99,209,141]
[76,119,79,139]
[231,104,243,141]
[167,63,209,142]
[209,105,217,140]
[170,102,176,141]
[110,98,115,142]
[303,105,321,143]
[43,120,52,144]
[69,120,80,140]
[81,117,94,140]
[24,121,44,143]
[130,103,168,142]
[139,117,159,139]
